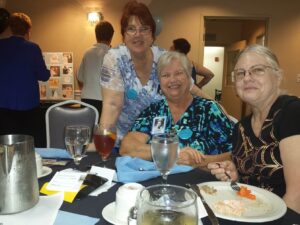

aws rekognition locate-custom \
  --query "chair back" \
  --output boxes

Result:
[45,100,99,148]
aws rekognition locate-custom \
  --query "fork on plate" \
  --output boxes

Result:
[224,171,240,191]
[216,163,240,191]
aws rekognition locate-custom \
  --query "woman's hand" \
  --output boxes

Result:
[177,147,206,167]
[207,160,239,181]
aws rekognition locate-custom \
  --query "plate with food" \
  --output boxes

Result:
[197,181,286,223]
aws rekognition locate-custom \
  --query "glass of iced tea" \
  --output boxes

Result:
[93,124,116,167]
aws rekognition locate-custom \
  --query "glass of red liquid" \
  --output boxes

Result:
[93,124,116,167]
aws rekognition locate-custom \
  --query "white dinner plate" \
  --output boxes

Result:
[197,181,287,223]
[38,166,52,179]
[102,202,127,225]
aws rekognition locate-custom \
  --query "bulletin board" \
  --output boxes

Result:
[39,52,74,101]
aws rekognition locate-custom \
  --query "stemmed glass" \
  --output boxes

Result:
[135,184,198,225]
[151,133,179,184]
[93,124,116,167]
[64,125,90,167]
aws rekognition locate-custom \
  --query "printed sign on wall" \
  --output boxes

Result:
[40,52,74,100]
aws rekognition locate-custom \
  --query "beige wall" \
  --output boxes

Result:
[6,0,300,96]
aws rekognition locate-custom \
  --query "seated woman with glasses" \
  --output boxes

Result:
[208,44,300,213]
[120,51,234,168]
[100,0,210,149]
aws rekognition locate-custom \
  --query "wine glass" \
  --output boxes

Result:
[135,184,198,225]
[151,133,179,184]
[64,125,90,167]
[93,124,116,167]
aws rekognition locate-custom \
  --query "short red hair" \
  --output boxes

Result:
[120,0,156,39]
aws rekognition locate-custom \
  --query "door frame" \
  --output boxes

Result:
[203,16,269,119]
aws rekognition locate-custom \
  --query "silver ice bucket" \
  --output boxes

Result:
[0,134,39,214]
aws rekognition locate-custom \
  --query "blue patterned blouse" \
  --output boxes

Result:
[131,96,234,154]
[100,44,166,146]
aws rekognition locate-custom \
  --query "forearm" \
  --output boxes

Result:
[196,152,231,168]
[197,76,212,88]
[100,102,121,125]
[119,133,152,160]
[279,135,300,213]
[100,88,123,125]
[194,63,214,88]
[283,191,300,213]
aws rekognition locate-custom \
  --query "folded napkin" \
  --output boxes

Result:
[54,210,99,225]
[116,156,193,183]
[35,148,72,159]
[0,193,64,225]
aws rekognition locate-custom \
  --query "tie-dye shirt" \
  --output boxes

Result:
[100,44,166,146]
[131,96,234,154]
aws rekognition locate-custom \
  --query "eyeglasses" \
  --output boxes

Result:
[125,26,151,36]
[232,64,277,82]
[160,70,186,80]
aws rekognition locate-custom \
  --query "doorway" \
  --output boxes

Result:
[203,17,268,119]
[203,46,224,99]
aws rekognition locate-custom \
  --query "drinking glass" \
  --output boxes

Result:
[64,125,90,166]
[93,124,116,167]
[151,133,179,184]
[135,184,198,225]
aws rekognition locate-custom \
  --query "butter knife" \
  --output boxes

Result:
[188,183,219,225]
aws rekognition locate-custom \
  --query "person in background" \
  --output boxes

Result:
[100,0,209,149]
[208,44,300,213]
[0,8,10,38]
[120,51,233,167]
[171,38,214,88]
[77,21,114,118]
[0,12,50,147]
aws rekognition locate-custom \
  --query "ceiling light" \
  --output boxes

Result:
[87,11,101,24]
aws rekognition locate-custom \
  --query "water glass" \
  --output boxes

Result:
[151,133,179,183]
[64,125,90,166]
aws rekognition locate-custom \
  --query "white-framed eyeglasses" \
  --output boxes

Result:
[231,64,277,82]
[125,26,151,36]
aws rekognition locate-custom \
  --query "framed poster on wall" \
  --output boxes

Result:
[39,52,74,101]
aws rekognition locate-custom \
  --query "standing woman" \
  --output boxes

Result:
[0,13,50,147]
[0,8,10,38]
[208,44,300,213]
[100,0,208,148]
[100,0,164,147]
[171,38,214,88]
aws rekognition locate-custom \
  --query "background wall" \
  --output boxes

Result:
[5,0,300,97]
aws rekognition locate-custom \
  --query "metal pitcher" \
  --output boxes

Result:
[0,135,39,214]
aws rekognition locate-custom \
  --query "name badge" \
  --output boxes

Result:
[151,116,166,134]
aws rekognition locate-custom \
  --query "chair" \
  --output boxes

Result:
[215,89,222,102]
[45,100,99,148]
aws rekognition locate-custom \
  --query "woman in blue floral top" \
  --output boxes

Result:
[120,51,234,167]
[100,1,210,148]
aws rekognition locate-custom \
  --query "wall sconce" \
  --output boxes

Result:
[87,11,101,24]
